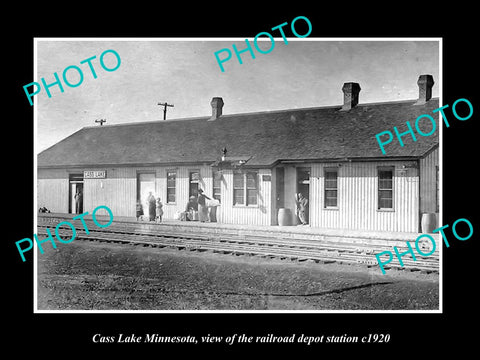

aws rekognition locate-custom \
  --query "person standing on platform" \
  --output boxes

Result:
[185,196,198,221]
[208,198,220,222]
[155,197,163,223]
[296,192,309,225]
[74,189,83,214]
[147,192,156,222]
[197,189,211,223]
[136,200,144,221]
[294,193,299,223]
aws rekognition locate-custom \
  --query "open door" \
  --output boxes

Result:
[276,167,285,208]
[69,174,84,214]
[296,167,310,224]
[137,173,156,219]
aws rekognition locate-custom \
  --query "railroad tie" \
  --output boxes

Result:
[37,222,439,273]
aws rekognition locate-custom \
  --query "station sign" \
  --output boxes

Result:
[84,170,106,179]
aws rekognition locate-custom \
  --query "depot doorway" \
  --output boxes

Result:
[296,167,310,224]
[137,173,156,219]
[69,174,84,214]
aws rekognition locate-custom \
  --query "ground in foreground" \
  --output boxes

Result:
[37,240,439,310]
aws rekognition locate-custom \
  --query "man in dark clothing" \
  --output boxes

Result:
[186,196,198,212]
[185,196,198,221]
[296,192,309,225]
[197,189,211,222]
[147,192,156,221]
[74,189,83,214]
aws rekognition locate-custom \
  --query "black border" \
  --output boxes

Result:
[7,4,479,355]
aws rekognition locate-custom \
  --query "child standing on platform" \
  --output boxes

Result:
[136,200,144,221]
[156,197,164,223]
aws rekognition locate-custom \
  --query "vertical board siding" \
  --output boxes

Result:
[37,169,69,213]
[83,166,213,219]
[68,165,270,225]
[309,161,419,232]
[38,158,425,232]
[84,167,136,217]
[420,147,439,214]
[217,169,271,226]
[159,165,213,220]
[162,166,187,220]
[283,166,297,216]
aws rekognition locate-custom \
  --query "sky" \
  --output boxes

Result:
[35,39,440,153]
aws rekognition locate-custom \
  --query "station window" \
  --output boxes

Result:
[324,168,338,208]
[213,170,222,203]
[246,172,258,205]
[189,171,199,198]
[233,171,258,206]
[378,167,394,209]
[166,171,176,203]
[233,172,244,205]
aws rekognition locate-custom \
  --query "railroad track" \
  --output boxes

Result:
[36,221,439,273]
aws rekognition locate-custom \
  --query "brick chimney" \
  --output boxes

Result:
[209,97,224,120]
[415,74,434,105]
[341,82,361,111]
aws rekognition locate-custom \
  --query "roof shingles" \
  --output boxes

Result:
[38,99,439,168]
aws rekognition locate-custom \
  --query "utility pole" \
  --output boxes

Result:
[158,102,174,120]
[95,119,106,126]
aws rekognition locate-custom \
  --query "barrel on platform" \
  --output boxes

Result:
[278,208,292,226]
[421,213,436,233]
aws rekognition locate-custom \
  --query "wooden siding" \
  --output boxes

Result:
[271,165,305,225]
[419,147,439,215]
[217,169,272,226]
[37,165,271,225]
[84,168,136,217]
[269,161,420,232]
[308,161,419,232]
[158,166,212,221]
[38,159,425,232]
[283,166,298,218]
[37,168,69,213]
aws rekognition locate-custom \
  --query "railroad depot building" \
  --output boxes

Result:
[37,75,439,233]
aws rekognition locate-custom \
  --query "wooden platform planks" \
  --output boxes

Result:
[36,215,440,274]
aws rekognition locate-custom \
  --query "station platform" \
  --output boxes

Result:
[37,212,439,248]
[37,212,440,272]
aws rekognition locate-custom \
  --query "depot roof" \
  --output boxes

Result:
[38,98,439,168]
